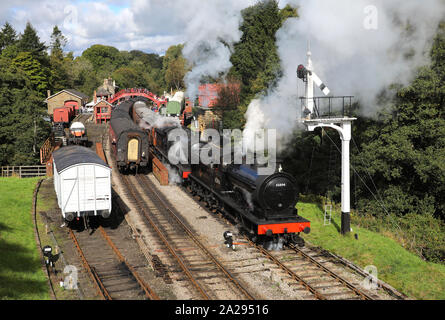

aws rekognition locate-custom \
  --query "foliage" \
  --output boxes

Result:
[230,0,282,102]
[17,22,48,66]
[352,211,445,264]
[279,4,299,23]
[82,44,123,72]
[0,22,50,166]
[225,0,298,129]
[112,66,144,89]
[12,52,49,93]
[48,26,70,92]
[0,22,17,53]
[49,26,67,58]
[352,25,445,221]
[163,44,186,91]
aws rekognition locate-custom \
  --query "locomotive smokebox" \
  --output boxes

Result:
[227,165,299,219]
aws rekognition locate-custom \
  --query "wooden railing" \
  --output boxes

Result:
[40,133,56,164]
[1,166,47,178]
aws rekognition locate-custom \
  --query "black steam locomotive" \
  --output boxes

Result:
[188,156,310,248]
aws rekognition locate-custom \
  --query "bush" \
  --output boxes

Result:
[398,213,445,263]
[352,211,445,264]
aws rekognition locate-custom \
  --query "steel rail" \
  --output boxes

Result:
[137,174,257,301]
[98,226,160,300]
[121,175,211,300]
[180,171,400,300]
[180,175,324,300]
[68,229,112,300]
[245,237,327,300]
[288,244,374,300]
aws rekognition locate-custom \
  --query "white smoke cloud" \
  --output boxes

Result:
[165,163,183,185]
[137,106,181,130]
[181,0,255,100]
[243,0,445,153]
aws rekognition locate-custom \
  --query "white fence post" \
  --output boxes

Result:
[0,165,46,178]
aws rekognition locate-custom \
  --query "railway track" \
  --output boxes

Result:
[68,225,159,300]
[179,182,399,300]
[249,239,377,300]
[119,173,257,300]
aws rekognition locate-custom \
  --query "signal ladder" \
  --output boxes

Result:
[324,135,337,226]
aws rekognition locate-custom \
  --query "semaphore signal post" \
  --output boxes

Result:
[297,49,356,235]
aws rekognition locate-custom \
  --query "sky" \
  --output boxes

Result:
[0,0,293,56]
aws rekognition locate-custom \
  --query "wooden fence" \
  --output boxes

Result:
[1,166,47,178]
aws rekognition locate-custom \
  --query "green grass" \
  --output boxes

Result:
[0,177,50,300]
[35,178,81,300]
[298,201,445,300]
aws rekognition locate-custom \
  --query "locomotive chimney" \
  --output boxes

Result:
[274,157,284,172]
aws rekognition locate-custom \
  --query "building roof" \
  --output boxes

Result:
[53,146,109,173]
[64,89,89,100]
[86,99,113,107]
[95,100,113,107]
[45,89,89,103]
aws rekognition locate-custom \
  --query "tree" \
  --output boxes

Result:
[0,53,50,165]
[82,44,122,71]
[130,50,163,70]
[12,52,48,94]
[17,22,48,65]
[0,22,17,52]
[222,0,286,129]
[50,25,67,58]
[279,4,299,23]
[229,0,282,101]
[163,44,186,90]
[352,24,445,221]
[49,26,70,91]
[112,66,143,88]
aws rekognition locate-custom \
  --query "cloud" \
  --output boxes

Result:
[0,0,191,55]
[0,0,298,58]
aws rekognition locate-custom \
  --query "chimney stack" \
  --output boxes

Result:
[94,90,97,104]
[47,90,51,98]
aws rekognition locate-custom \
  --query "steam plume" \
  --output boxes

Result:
[181,0,254,100]
[243,0,445,152]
